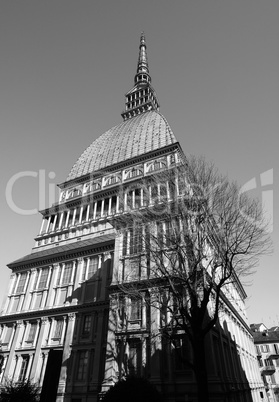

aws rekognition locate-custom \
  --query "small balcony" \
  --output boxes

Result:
[261,365,276,374]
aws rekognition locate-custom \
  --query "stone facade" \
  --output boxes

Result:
[0,33,266,402]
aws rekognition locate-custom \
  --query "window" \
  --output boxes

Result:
[92,181,101,191]
[61,263,73,285]
[129,226,142,255]
[105,175,120,186]
[122,226,142,256]
[82,315,92,335]
[27,323,37,342]
[18,356,29,381]
[264,358,273,367]
[53,320,63,339]
[76,351,89,381]
[3,326,13,345]
[130,299,141,321]
[15,273,27,294]
[37,268,48,289]
[87,257,98,280]
[169,153,176,165]
[173,336,191,371]
[125,167,143,180]
[261,345,270,353]
[128,340,142,376]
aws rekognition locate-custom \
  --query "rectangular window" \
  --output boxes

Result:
[53,320,63,339]
[18,356,29,381]
[128,340,142,376]
[82,315,92,335]
[87,257,98,279]
[261,345,270,353]
[16,273,27,294]
[27,323,37,342]
[174,336,191,371]
[130,299,141,321]
[62,263,73,285]
[76,351,89,381]
[129,226,142,255]
[274,344,279,355]
[37,268,48,289]
[3,326,13,345]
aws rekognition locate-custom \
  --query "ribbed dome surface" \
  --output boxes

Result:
[66,111,177,181]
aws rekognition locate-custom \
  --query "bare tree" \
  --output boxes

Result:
[110,155,271,402]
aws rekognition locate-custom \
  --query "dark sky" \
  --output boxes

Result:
[1,0,278,325]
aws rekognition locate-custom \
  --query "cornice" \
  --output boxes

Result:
[9,242,115,271]
[0,300,110,323]
[58,143,180,190]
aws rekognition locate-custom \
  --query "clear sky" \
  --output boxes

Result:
[0,0,278,326]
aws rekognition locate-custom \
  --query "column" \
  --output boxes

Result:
[108,197,112,215]
[39,218,45,235]
[19,320,27,348]
[52,214,58,231]
[86,204,90,221]
[58,313,76,395]
[33,319,41,347]
[101,199,104,217]
[3,274,16,313]
[45,263,59,307]
[72,258,83,305]
[45,217,51,233]
[30,317,49,380]
[93,201,97,219]
[59,263,65,286]
[58,212,64,229]
[22,269,37,311]
[39,352,48,386]
[66,261,76,301]
[79,206,83,223]
[60,316,67,345]
[80,258,89,303]
[4,322,21,377]
[25,352,34,380]
[46,317,55,345]
[132,190,135,209]
[12,355,20,381]
[41,266,52,308]
[72,208,77,226]
[64,210,70,228]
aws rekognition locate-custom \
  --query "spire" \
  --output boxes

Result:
[121,33,159,121]
[135,32,150,82]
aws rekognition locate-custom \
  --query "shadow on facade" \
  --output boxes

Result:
[41,255,257,402]
[41,254,112,402]
[101,312,255,402]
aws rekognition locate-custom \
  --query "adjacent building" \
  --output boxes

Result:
[0,33,265,402]
[251,325,279,402]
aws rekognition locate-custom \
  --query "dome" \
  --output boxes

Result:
[66,110,177,182]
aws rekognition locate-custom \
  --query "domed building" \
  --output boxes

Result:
[0,34,265,402]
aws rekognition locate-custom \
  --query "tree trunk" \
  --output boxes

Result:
[192,336,209,402]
